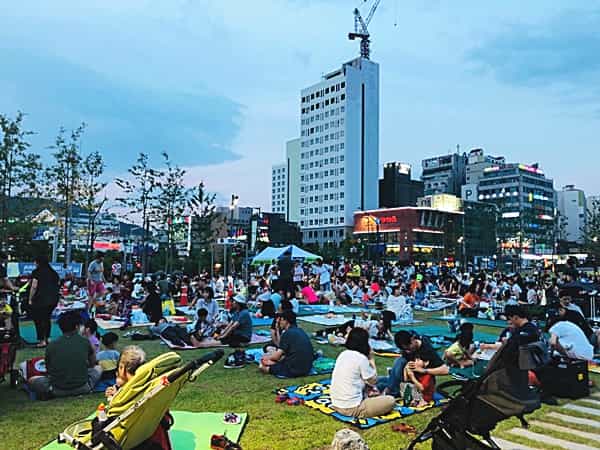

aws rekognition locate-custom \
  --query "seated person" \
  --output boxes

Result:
[83,318,101,354]
[458,284,480,317]
[29,311,102,399]
[330,328,396,418]
[299,282,319,305]
[385,285,410,321]
[0,294,13,330]
[559,295,583,316]
[104,345,146,402]
[193,287,219,324]
[191,308,215,341]
[271,299,294,347]
[557,301,599,350]
[378,330,449,397]
[217,295,253,347]
[401,357,436,407]
[547,314,593,361]
[444,329,475,368]
[97,332,120,378]
[260,311,314,377]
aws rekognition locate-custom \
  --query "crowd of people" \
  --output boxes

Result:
[1,251,598,423]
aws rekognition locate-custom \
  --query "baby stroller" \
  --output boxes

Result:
[407,341,542,450]
[0,326,18,388]
[58,349,224,450]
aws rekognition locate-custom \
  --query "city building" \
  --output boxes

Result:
[465,148,506,186]
[286,138,301,223]
[557,185,586,244]
[271,163,287,215]
[379,162,424,208]
[353,207,462,264]
[418,194,463,213]
[477,162,555,266]
[250,212,302,251]
[299,57,380,246]
[463,201,498,268]
[216,205,254,239]
[421,152,467,197]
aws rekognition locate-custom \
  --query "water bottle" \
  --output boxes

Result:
[97,403,108,424]
[403,385,413,407]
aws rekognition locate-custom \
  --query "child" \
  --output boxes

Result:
[105,345,147,402]
[444,329,475,368]
[0,295,13,330]
[401,358,435,407]
[82,318,101,353]
[191,308,215,342]
[97,332,120,378]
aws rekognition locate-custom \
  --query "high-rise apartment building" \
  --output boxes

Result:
[298,57,379,245]
[557,185,586,244]
[421,152,467,197]
[271,163,287,215]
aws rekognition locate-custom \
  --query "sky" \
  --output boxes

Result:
[1,0,599,210]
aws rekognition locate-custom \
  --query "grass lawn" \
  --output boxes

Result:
[1,313,598,450]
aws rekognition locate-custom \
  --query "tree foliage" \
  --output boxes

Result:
[79,150,107,267]
[582,197,600,264]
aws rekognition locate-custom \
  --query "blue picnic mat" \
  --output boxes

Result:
[252,316,274,326]
[392,324,499,343]
[275,379,446,429]
[245,348,335,378]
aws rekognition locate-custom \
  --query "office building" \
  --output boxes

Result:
[271,163,287,215]
[477,162,555,263]
[557,185,586,244]
[421,152,467,197]
[379,162,424,208]
[299,57,379,245]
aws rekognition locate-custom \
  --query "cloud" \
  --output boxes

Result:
[0,46,243,172]
[466,9,600,95]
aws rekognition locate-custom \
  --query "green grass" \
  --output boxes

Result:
[1,314,598,450]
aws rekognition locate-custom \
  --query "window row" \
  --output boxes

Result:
[301,82,345,103]
[300,217,345,226]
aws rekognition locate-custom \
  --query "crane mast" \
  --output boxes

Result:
[348,0,382,59]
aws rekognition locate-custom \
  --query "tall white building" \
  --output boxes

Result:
[286,138,301,223]
[271,163,287,215]
[557,185,586,244]
[299,57,379,245]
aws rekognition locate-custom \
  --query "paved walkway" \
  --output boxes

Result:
[492,391,600,449]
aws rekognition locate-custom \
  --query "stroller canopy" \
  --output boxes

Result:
[251,245,321,265]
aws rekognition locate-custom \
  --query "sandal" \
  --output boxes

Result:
[392,423,417,434]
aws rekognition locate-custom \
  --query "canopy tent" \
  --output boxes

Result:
[251,245,321,265]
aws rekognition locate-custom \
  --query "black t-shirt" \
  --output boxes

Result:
[279,326,314,376]
[143,292,163,323]
[0,263,7,279]
[564,309,594,339]
[407,335,444,369]
[503,321,540,368]
[31,266,60,307]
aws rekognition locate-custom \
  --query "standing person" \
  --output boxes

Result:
[28,254,60,347]
[313,258,332,292]
[87,252,106,311]
[141,282,162,324]
[277,248,294,299]
[293,261,305,292]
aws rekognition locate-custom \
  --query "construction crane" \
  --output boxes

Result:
[348,0,382,59]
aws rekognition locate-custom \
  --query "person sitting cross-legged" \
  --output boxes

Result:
[260,310,314,377]
[29,311,102,400]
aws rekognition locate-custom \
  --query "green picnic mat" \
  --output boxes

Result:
[449,359,488,380]
[433,316,509,329]
[41,411,248,450]
[392,324,500,344]
[19,321,62,342]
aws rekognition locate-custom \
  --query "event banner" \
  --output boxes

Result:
[7,262,83,278]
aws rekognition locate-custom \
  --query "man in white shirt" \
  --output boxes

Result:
[313,259,332,292]
[549,319,593,361]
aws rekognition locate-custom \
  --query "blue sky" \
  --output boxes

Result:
[1,1,599,209]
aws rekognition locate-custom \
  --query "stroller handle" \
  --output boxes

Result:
[166,349,225,383]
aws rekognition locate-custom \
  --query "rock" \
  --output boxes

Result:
[330,428,370,450]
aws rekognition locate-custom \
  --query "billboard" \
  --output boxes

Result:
[7,262,83,278]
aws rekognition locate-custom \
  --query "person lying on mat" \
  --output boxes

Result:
[377,330,449,398]
[104,345,146,401]
[29,311,102,400]
[260,311,314,377]
[330,328,396,418]
[217,294,253,347]
[150,317,194,347]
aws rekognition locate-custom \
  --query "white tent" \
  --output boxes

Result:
[251,245,321,265]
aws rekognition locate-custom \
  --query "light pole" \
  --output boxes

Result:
[228,194,239,277]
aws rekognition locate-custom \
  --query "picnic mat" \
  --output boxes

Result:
[244,348,336,377]
[160,333,271,350]
[414,300,456,312]
[275,380,445,429]
[391,324,499,344]
[97,316,192,330]
[298,314,351,326]
[41,410,248,450]
[589,360,600,374]
[434,316,509,329]
[449,360,488,381]
[19,321,62,342]
[251,316,274,327]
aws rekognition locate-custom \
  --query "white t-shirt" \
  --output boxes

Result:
[330,350,376,409]
[550,321,593,361]
[386,294,408,318]
[293,266,304,282]
[526,289,538,304]
[314,265,332,285]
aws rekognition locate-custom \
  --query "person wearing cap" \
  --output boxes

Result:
[217,294,253,347]
[259,310,314,377]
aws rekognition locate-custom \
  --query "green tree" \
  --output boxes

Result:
[187,182,223,273]
[79,150,107,270]
[154,152,188,273]
[582,197,600,268]
[45,124,86,264]
[0,111,42,249]
[116,153,161,275]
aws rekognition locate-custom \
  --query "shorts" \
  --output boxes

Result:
[88,281,106,297]
[269,361,295,378]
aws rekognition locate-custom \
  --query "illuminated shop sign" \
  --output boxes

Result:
[519,164,544,175]
[379,216,398,224]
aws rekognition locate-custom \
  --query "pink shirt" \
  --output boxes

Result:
[301,286,318,304]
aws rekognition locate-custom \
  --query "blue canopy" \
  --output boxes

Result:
[251,245,321,265]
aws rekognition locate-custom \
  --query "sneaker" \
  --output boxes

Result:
[210,434,242,450]
[224,350,246,369]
